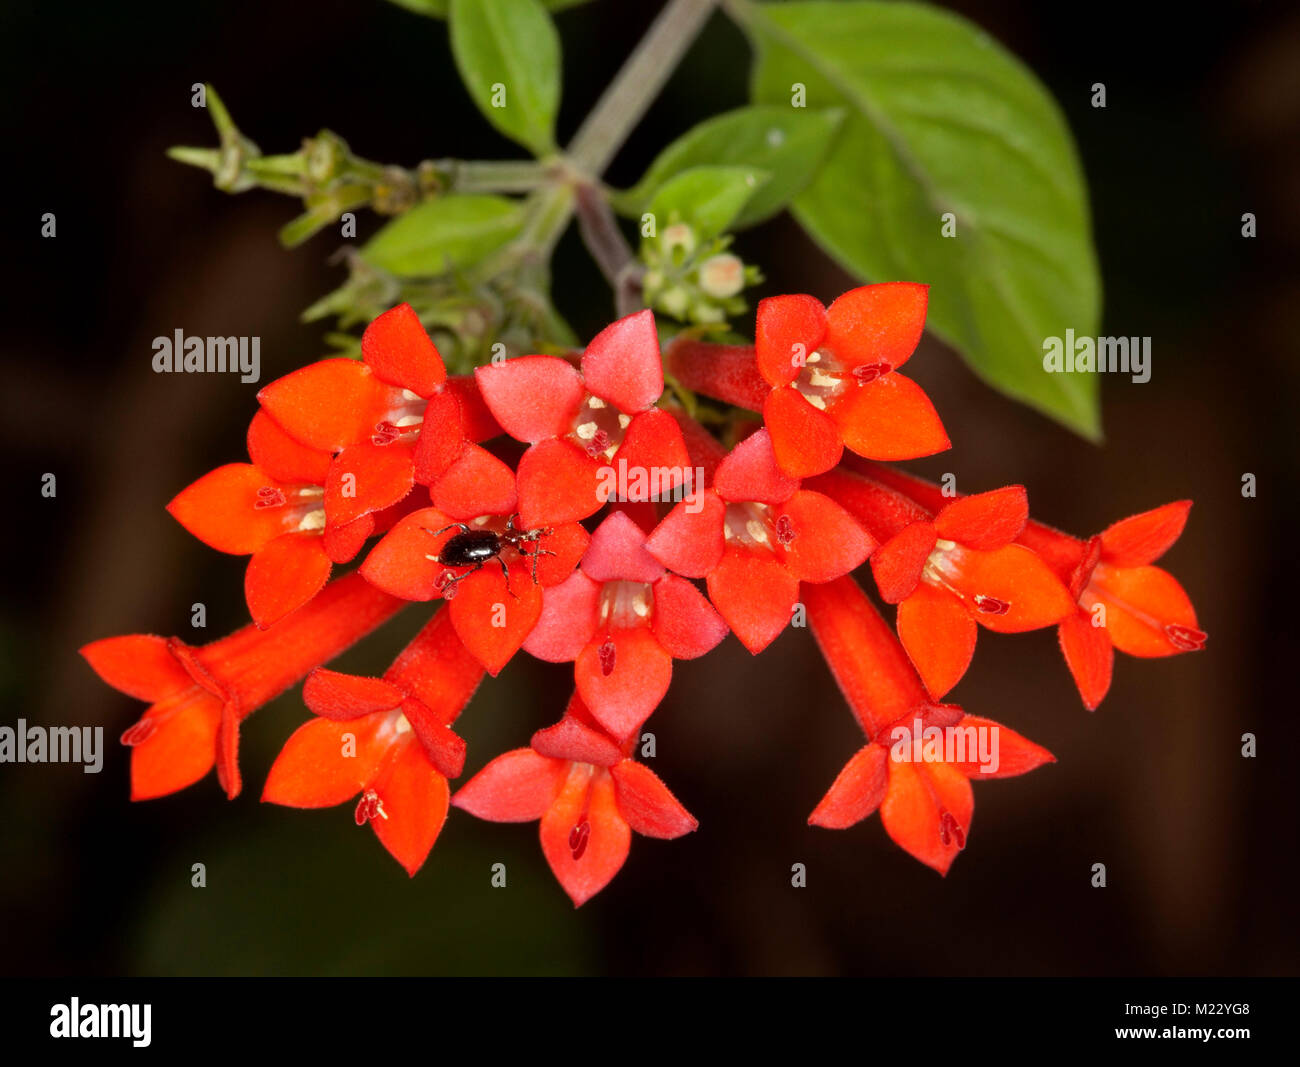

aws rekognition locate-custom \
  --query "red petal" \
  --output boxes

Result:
[532,715,624,768]
[448,561,543,676]
[775,490,875,583]
[261,714,388,808]
[540,766,631,906]
[302,669,404,720]
[609,759,697,838]
[575,628,672,740]
[870,522,937,604]
[530,522,590,587]
[609,409,693,495]
[755,293,826,387]
[1099,501,1192,566]
[128,689,222,800]
[246,409,330,485]
[80,634,192,701]
[953,715,1056,779]
[824,282,928,371]
[934,486,1028,550]
[257,359,393,452]
[431,444,517,519]
[809,743,888,829]
[713,428,799,504]
[359,507,455,601]
[644,494,726,578]
[517,438,606,529]
[361,303,446,396]
[1088,563,1202,657]
[581,510,664,584]
[397,699,467,778]
[412,389,465,485]
[808,467,933,541]
[705,545,798,654]
[385,607,485,722]
[245,533,333,628]
[523,571,601,662]
[580,308,662,413]
[325,442,415,526]
[446,375,502,442]
[829,372,949,461]
[1058,609,1114,710]
[763,388,843,477]
[880,758,972,875]
[321,513,375,564]
[370,740,450,876]
[167,464,288,554]
[950,544,1075,633]
[651,572,729,659]
[475,355,584,442]
[453,749,568,821]
[896,582,977,700]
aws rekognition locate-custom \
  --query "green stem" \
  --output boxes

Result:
[452,159,553,193]
[566,0,719,177]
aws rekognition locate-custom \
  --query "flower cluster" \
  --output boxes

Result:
[83,285,1205,903]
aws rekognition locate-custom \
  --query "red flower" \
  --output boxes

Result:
[665,284,949,477]
[80,573,405,800]
[453,693,697,906]
[257,303,504,528]
[524,510,728,739]
[167,410,408,628]
[474,309,692,528]
[804,576,1054,874]
[853,461,1206,710]
[359,467,590,676]
[262,607,483,875]
[812,467,1074,699]
[646,426,874,653]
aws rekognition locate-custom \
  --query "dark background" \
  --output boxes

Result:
[2,0,1297,976]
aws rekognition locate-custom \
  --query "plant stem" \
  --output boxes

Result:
[566,0,719,177]
[451,159,553,193]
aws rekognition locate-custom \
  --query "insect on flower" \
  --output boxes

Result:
[424,514,557,599]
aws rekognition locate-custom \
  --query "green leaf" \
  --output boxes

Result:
[646,166,771,242]
[387,0,588,17]
[449,0,561,156]
[360,195,525,274]
[616,106,844,228]
[741,0,1102,438]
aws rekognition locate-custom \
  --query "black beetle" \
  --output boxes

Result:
[424,514,555,598]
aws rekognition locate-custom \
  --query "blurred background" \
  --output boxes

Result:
[2,0,1297,976]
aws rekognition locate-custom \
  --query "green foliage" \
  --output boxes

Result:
[645,166,770,242]
[360,195,526,275]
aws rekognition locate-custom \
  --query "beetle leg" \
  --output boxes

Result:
[427,522,473,538]
[497,555,519,599]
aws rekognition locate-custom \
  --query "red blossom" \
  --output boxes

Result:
[812,467,1074,699]
[524,510,727,740]
[453,693,697,905]
[80,573,405,801]
[474,309,692,529]
[262,607,483,875]
[804,575,1054,874]
[646,425,875,653]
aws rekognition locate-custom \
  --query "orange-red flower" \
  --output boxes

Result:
[804,575,1054,873]
[262,607,482,875]
[453,694,697,905]
[80,573,405,800]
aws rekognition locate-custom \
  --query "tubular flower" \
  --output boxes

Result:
[167,410,409,628]
[257,302,504,528]
[453,693,697,906]
[646,426,875,653]
[80,573,405,800]
[853,461,1206,710]
[804,576,1054,874]
[524,510,728,740]
[358,468,590,676]
[263,607,483,875]
[665,283,949,477]
[474,308,692,529]
[812,467,1074,699]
